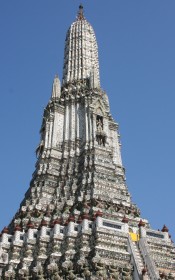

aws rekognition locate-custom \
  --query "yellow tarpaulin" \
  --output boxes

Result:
[129,232,140,241]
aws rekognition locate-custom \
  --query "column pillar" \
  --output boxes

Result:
[48,119,53,148]
[65,101,69,141]
[85,99,89,145]
[44,122,49,148]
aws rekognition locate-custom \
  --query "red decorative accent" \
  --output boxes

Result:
[40,219,48,227]
[64,220,69,226]
[53,218,62,225]
[2,227,9,234]
[82,213,90,220]
[138,219,145,227]
[68,215,75,222]
[122,216,129,224]
[27,221,34,229]
[161,225,168,232]
[95,210,103,217]
[14,225,22,232]
[77,216,83,224]
[142,267,147,275]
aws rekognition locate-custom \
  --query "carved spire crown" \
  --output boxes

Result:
[62,5,100,88]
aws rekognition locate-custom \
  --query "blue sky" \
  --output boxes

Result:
[0,1,175,239]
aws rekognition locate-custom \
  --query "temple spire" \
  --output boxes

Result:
[1,6,174,280]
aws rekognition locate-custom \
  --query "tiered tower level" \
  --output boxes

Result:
[0,6,175,280]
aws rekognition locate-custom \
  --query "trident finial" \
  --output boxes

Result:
[77,4,84,20]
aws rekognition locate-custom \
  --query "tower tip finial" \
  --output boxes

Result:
[77,3,84,20]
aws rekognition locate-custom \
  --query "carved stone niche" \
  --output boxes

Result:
[96,115,107,146]
[0,251,8,264]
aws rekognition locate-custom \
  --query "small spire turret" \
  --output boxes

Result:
[51,75,61,100]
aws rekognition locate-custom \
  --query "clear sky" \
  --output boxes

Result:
[0,1,175,240]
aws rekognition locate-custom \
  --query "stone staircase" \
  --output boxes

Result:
[138,238,160,280]
[132,241,145,274]
[128,236,150,280]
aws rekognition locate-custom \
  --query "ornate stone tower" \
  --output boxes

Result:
[0,5,175,280]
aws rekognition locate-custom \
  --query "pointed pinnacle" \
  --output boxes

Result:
[77,4,84,20]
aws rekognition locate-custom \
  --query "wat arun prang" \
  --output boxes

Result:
[0,5,174,280]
